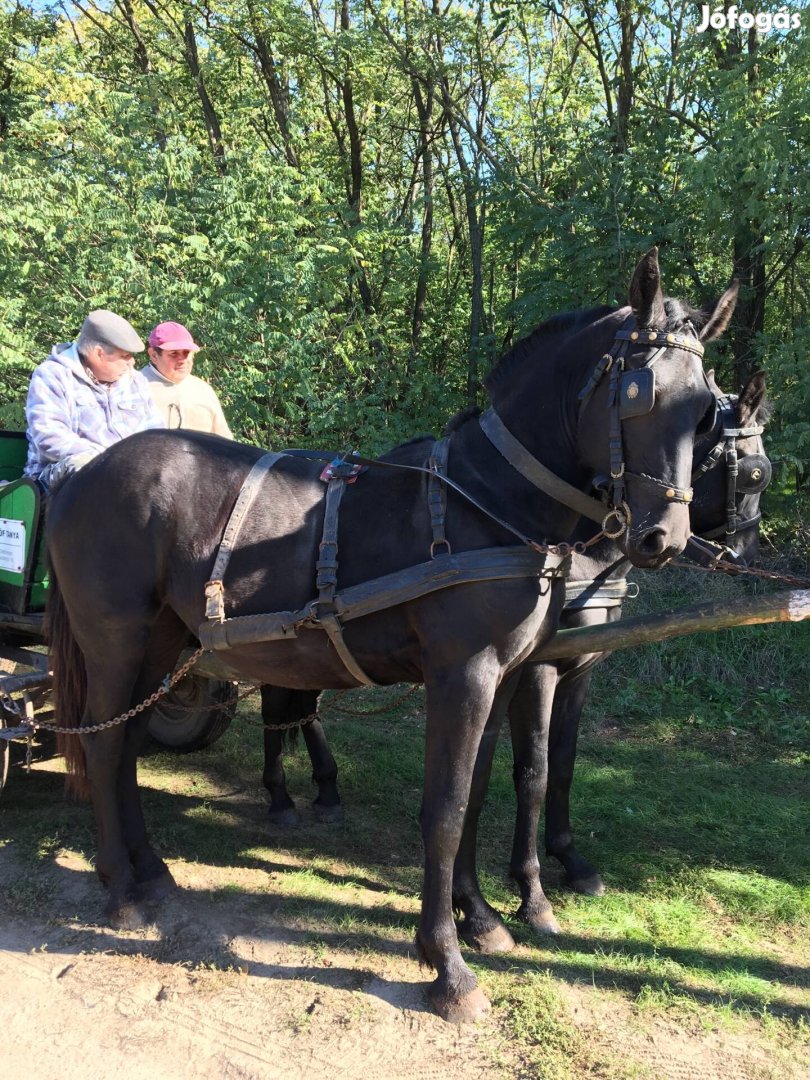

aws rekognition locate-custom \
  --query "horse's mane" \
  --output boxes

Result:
[484,306,615,394]
[484,297,715,397]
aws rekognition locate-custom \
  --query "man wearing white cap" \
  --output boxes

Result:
[24,309,164,491]
[142,321,232,438]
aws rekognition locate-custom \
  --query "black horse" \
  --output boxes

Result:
[450,369,771,951]
[48,250,723,1022]
[257,370,769,860]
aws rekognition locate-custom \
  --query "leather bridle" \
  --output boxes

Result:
[691,392,770,539]
[576,315,707,534]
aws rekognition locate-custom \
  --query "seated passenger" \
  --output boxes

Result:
[24,310,164,492]
[142,321,232,437]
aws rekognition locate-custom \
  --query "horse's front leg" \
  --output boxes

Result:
[453,677,519,954]
[544,603,620,897]
[508,662,561,933]
[417,662,497,1023]
[545,662,605,896]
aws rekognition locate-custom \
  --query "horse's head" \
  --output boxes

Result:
[690,369,771,564]
[578,248,739,569]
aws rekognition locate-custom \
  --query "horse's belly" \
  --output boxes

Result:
[198,576,560,690]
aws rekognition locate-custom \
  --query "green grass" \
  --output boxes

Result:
[0,561,808,1075]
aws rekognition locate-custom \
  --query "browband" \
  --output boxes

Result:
[613,328,706,358]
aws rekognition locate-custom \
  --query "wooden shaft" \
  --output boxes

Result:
[180,590,810,684]
[534,589,810,662]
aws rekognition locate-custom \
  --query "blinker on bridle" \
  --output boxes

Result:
[576,318,706,535]
[691,393,770,537]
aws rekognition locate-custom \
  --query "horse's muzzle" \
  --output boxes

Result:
[622,503,691,569]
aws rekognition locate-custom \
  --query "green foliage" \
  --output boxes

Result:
[0,1,808,478]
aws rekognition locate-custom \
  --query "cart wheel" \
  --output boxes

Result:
[147,673,237,752]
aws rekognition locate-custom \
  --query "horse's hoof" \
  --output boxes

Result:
[530,911,561,935]
[313,802,344,824]
[517,904,561,935]
[107,902,147,931]
[461,922,515,954]
[137,869,177,903]
[430,985,491,1024]
[567,873,605,897]
[268,807,301,827]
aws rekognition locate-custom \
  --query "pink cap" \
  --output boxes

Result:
[148,321,201,352]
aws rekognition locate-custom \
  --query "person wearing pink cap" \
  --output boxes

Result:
[141,321,232,438]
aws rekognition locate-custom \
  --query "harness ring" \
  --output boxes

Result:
[602,504,631,539]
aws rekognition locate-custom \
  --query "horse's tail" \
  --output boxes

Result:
[46,564,90,799]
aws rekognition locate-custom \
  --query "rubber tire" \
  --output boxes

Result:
[147,673,237,753]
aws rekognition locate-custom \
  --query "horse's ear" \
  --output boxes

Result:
[629,246,666,328]
[737,369,767,426]
[698,280,740,342]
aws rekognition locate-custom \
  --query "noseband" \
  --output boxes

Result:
[577,317,706,533]
[691,393,770,538]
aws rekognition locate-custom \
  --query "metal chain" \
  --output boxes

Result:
[671,557,810,590]
[23,645,208,737]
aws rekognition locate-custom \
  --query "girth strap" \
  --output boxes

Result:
[478,408,606,525]
[204,451,285,622]
[315,477,378,687]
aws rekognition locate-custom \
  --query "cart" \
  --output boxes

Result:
[0,431,238,795]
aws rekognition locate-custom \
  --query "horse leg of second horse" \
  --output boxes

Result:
[261,686,300,826]
[300,698,342,822]
[544,664,605,896]
[508,662,560,933]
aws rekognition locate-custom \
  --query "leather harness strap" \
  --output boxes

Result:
[427,437,451,556]
[478,408,607,525]
[315,476,378,687]
[204,451,285,623]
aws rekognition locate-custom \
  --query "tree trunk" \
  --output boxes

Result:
[183,21,227,173]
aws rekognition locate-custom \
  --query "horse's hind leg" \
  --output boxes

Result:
[80,652,153,929]
[262,686,301,826]
[120,609,191,900]
[301,701,342,823]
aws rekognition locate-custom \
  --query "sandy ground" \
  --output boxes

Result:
[2,756,806,1080]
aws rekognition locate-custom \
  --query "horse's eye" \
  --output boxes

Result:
[695,401,717,436]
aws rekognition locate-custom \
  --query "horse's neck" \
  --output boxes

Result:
[486,340,594,491]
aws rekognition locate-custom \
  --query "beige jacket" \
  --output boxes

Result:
[141,364,232,438]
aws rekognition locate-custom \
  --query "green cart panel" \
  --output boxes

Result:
[0,432,47,614]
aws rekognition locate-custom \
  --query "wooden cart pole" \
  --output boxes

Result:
[534,589,810,662]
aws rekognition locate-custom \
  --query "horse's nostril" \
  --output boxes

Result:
[637,527,668,556]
